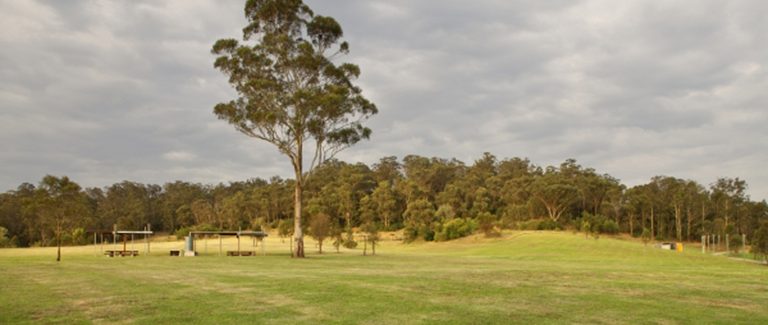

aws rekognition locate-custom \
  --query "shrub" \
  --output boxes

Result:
[478,212,500,237]
[601,220,619,235]
[70,228,88,245]
[0,227,14,248]
[277,219,294,241]
[419,224,436,241]
[403,225,419,243]
[641,227,652,246]
[436,218,477,241]
[518,219,541,231]
[538,219,561,231]
[729,234,743,254]
[174,227,193,240]
[343,228,358,248]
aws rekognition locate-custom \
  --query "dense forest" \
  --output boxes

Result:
[1,153,767,248]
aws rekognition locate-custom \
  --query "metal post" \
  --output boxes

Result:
[131,234,135,254]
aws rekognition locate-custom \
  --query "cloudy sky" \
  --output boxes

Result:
[1,0,766,200]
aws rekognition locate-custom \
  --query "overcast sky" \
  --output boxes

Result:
[1,0,766,200]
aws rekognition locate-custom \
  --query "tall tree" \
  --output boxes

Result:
[212,0,377,257]
[37,176,89,262]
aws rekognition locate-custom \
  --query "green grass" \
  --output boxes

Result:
[1,231,767,324]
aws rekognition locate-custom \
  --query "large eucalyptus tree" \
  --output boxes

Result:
[211,0,377,257]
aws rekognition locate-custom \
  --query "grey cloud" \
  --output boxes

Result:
[1,0,767,200]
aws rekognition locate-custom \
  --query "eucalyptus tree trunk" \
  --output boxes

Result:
[293,178,305,258]
[650,206,655,239]
[686,207,692,241]
[56,220,62,262]
[674,205,682,241]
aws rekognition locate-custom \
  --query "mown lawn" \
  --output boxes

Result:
[1,231,767,324]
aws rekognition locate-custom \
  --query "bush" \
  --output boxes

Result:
[403,225,419,243]
[175,227,193,240]
[277,219,294,240]
[518,219,541,231]
[641,227,652,246]
[419,224,436,241]
[538,219,561,231]
[71,228,88,245]
[601,220,619,235]
[435,218,477,241]
[0,227,14,248]
[342,228,358,248]
[729,235,743,254]
[477,212,500,237]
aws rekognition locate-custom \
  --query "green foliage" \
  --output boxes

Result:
[403,225,419,243]
[435,218,476,241]
[309,213,331,253]
[0,226,14,248]
[729,234,743,254]
[752,222,768,262]
[601,220,620,235]
[70,228,87,246]
[175,227,192,240]
[342,227,357,248]
[579,212,618,236]
[477,212,499,237]
[641,228,652,246]
[277,219,294,240]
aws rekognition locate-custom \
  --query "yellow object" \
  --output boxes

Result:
[676,242,683,252]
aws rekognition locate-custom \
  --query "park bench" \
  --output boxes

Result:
[104,250,139,257]
[169,250,181,256]
[226,251,255,256]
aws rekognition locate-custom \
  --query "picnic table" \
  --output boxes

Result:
[104,250,139,257]
[227,251,255,256]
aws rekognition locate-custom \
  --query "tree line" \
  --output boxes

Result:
[1,153,767,253]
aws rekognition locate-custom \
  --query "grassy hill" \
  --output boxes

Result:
[1,231,766,324]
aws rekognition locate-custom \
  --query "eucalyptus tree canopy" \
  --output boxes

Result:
[211,0,377,257]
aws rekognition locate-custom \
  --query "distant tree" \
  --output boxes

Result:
[581,219,591,239]
[0,226,15,248]
[309,213,331,253]
[371,181,399,229]
[343,227,357,249]
[277,219,294,243]
[403,198,436,241]
[529,170,579,223]
[477,212,499,237]
[361,221,379,256]
[752,222,768,263]
[211,0,377,257]
[729,234,743,255]
[37,176,89,262]
[330,220,343,253]
[711,178,748,230]
[641,227,652,246]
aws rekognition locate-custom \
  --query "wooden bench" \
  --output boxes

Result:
[169,250,181,256]
[104,250,140,257]
[226,251,255,256]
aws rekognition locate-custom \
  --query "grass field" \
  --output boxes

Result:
[1,231,767,324]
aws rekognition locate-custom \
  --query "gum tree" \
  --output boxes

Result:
[212,0,377,257]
